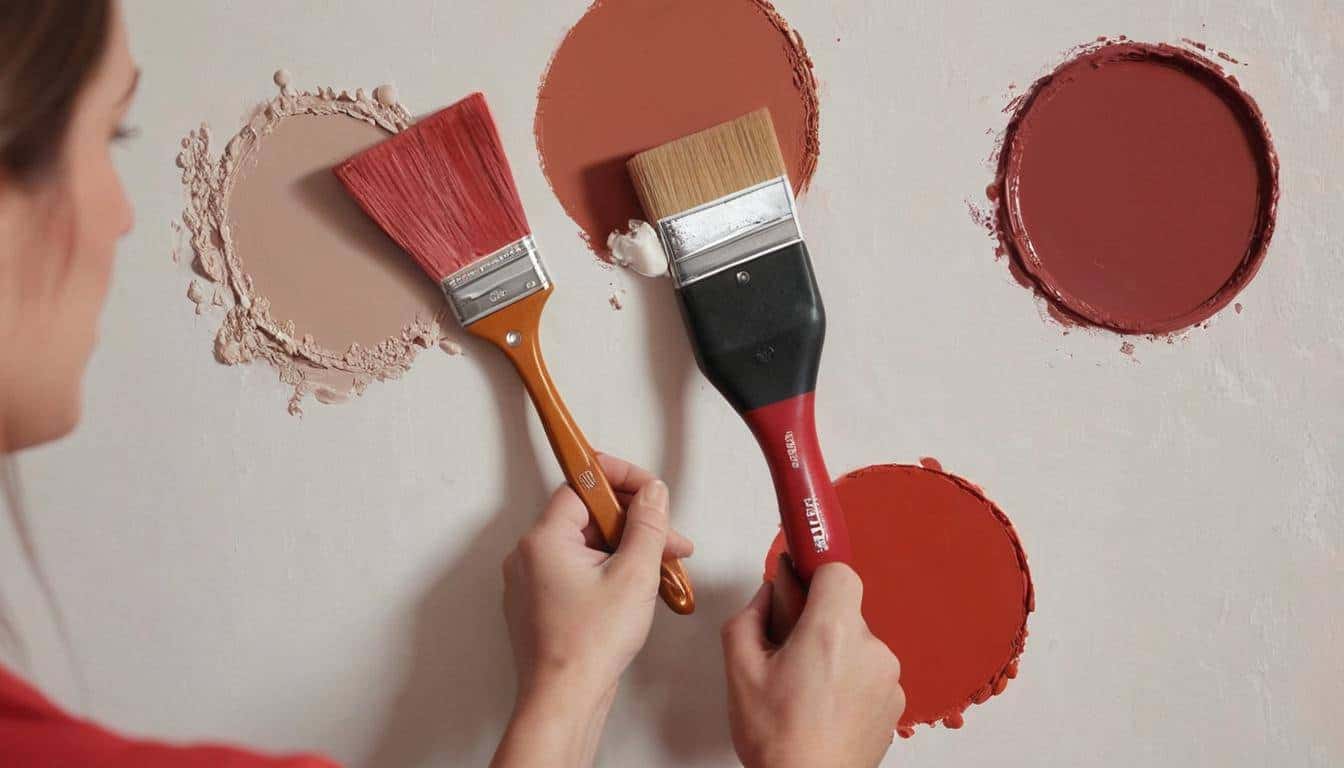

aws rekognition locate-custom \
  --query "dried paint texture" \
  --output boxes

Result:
[766,464,1033,735]
[535,0,820,260]
[176,75,452,414]
[992,41,1278,335]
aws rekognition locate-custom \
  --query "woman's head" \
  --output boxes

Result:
[0,0,136,451]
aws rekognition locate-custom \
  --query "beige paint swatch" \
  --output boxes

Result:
[176,72,455,414]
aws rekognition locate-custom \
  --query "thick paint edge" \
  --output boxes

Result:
[991,40,1280,336]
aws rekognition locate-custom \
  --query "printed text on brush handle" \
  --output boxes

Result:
[743,393,852,582]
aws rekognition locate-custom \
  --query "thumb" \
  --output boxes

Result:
[608,479,670,582]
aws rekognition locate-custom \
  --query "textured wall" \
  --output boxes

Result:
[9,1,1341,765]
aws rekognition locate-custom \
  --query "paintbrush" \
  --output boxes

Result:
[334,93,694,614]
[627,108,851,583]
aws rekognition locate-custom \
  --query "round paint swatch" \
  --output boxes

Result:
[177,76,452,414]
[534,0,819,257]
[995,42,1278,334]
[228,114,446,352]
[765,464,1033,735]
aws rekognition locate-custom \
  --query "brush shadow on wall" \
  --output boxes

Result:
[362,339,547,767]
[291,167,445,312]
[363,264,717,763]
[577,158,639,244]
[628,579,749,763]
[630,276,697,498]
[623,277,744,761]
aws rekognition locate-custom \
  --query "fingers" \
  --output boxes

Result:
[579,521,608,551]
[799,563,865,627]
[538,482,590,531]
[664,527,695,559]
[547,454,694,563]
[721,581,773,675]
[596,452,657,496]
[581,520,694,558]
[606,479,670,581]
[768,553,805,644]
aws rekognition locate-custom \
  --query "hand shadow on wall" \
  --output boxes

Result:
[362,338,548,768]
[622,276,745,762]
[628,578,754,764]
[362,264,713,765]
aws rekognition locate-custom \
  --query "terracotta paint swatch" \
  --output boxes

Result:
[534,0,819,257]
[994,42,1278,334]
[766,464,1033,735]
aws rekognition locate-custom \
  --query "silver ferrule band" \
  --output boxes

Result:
[654,176,804,288]
[441,235,549,326]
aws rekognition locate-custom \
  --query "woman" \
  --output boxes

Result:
[0,2,905,766]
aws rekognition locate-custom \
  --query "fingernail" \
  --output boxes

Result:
[646,480,668,506]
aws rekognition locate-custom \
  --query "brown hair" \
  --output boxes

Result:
[0,0,111,182]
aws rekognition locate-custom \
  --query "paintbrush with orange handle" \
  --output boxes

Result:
[334,92,694,614]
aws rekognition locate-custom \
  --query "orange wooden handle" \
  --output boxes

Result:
[469,287,694,614]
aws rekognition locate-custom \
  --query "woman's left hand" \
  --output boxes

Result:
[492,453,693,768]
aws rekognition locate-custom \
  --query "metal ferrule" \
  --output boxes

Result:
[441,235,549,326]
[654,176,804,288]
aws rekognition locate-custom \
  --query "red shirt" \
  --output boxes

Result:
[0,665,339,767]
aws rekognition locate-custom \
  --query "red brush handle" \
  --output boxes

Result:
[742,393,852,583]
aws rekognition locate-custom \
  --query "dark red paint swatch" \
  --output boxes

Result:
[765,464,1033,735]
[995,42,1278,334]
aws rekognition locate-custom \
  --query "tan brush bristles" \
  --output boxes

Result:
[627,108,789,222]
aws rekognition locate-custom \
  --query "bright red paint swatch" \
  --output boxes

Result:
[766,464,1033,734]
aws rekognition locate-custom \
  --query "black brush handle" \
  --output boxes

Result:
[676,243,853,582]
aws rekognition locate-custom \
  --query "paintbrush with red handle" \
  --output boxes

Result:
[334,92,694,614]
[627,109,851,584]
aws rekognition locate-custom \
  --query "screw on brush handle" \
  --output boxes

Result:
[742,392,852,583]
[468,288,696,614]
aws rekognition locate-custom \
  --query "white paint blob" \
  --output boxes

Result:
[607,220,669,278]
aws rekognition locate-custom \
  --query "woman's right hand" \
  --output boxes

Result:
[721,561,905,768]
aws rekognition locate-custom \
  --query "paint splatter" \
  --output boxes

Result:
[187,280,208,315]
[535,0,820,261]
[987,41,1276,335]
[965,200,994,233]
[170,220,185,264]
[765,464,1032,735]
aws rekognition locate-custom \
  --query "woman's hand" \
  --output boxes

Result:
[722,560,905,768]
[492,454,693,768]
